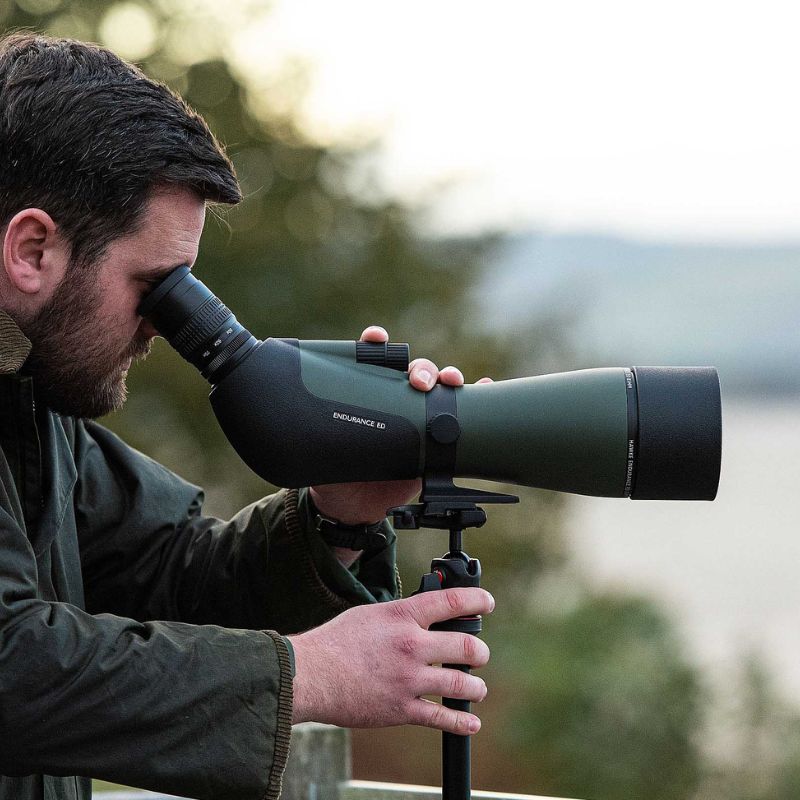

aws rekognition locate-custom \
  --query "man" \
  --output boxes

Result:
[0,33,493,800]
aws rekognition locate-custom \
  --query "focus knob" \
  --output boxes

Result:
[356,341,410,372]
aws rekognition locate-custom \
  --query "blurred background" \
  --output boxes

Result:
[2,1,799,798]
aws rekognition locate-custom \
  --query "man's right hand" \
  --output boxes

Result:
[287,588,494,735]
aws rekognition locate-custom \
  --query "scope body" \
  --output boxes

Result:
[139,267,722,501]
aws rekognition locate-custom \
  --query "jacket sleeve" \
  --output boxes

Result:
[75,420,399,634]
[0,501,293,799]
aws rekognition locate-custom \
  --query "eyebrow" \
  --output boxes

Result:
[141,263,191,281]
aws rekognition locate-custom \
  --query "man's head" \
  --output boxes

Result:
[0,32,242,417]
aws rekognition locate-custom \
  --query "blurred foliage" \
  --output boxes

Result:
[6,2,800,799]
[493,594,703,798]
[695,654,800,800]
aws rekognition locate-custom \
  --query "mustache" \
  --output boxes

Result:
[122,337,153,363]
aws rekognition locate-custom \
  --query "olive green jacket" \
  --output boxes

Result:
[0,311,398,800]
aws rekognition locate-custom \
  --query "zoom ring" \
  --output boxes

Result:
[205,329,253,377]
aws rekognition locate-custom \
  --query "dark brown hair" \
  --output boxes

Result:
[0,32,242,267]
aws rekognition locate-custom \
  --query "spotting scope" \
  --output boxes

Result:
[139,267,722,501]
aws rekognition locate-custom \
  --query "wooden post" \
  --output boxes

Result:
[280,723,352,800]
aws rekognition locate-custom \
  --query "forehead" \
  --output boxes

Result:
[111,187,207,272]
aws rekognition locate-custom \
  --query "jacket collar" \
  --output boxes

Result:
[0,309,32,374]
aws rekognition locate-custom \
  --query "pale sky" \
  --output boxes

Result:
[99,0,800,241]
[230,0,800,241]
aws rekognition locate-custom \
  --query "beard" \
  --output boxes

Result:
[21,268,151,419]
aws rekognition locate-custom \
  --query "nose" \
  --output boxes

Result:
[139,318,160,340]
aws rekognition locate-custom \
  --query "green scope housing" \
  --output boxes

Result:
[139,267,722,501]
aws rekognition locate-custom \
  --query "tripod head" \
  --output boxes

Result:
[390,477,514,606]
[390,477,518,536]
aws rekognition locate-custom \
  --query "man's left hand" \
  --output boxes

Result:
[309,325,478,539]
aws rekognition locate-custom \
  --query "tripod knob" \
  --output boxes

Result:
[428,412,461,444]
[414,570,444,594]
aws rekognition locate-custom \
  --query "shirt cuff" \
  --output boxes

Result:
[280,635,296,677]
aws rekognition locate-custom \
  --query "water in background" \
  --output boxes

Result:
[483,232,800,395]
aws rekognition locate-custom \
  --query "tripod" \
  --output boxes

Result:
[391,477,518,800]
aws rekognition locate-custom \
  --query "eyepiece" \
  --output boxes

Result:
[138,266,258,383]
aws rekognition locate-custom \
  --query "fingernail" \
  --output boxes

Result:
[469,718,481,734]
[487,592,495,612]
[417,369,433,386]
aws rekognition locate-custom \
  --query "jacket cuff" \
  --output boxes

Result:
[262,631,294,800]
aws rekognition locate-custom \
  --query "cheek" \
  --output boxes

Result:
[94,298,142,345]
[121,291,146,331]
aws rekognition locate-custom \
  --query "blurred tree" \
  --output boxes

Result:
[492,593,703,799]
[695,653,800,800]
[0,2,731,798]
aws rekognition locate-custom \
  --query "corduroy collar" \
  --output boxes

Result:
[0,309,32,374]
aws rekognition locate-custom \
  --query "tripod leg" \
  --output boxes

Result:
[442,664,471,800]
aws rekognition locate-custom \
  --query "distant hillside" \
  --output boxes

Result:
[481,233,800,396]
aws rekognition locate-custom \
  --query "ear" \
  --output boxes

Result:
[2,208,70,298]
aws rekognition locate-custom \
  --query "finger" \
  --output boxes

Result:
[475,377,493,385]
[437,366,465,387]
[418,631,490,669]
[406,698,481,735]
[418,666,488,703]
[398,588,495,629]
[360,326,388,342]
[407,358,439,391]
